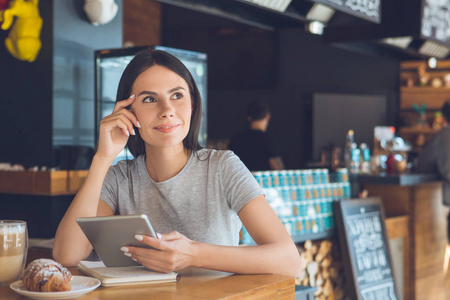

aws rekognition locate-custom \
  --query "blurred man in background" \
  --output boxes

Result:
[229,101,284,171]
[417,99,450,242]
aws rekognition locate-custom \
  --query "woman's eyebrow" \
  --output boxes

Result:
[138,90,157,96]
[168,86,186,93]
[137,86,186,97]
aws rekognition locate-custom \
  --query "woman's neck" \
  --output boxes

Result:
[144,145,190,182]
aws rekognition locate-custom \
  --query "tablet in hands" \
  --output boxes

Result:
[77,214,157,267]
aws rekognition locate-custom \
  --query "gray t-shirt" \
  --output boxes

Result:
[100,149,263,246]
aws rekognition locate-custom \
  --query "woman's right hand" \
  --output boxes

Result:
[97,95,140,159]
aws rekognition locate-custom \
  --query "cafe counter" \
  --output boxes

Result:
[358,172,448,300]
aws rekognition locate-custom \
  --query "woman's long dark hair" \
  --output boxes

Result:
[115,49,203,157]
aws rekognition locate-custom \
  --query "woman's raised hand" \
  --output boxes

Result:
[97,95,141,159]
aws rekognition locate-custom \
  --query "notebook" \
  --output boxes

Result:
[78,260,180,287]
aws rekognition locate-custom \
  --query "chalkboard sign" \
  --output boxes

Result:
[421,0,450,46]
[333,198,397,300]
[311,0,381,23]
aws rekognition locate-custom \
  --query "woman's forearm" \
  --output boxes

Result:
[53,155,114,266]
[189,196,302,277]
[192,240,301,277]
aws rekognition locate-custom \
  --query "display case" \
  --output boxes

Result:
[95,46,207,163]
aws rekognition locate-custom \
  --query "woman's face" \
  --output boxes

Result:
[130,65,192,151]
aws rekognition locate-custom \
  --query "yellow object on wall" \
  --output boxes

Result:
[1,0,42,62]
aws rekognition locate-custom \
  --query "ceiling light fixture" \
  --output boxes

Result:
[241,0,292,12]
[428,57,437,68]
[306,3,335,24]
[306,21,325,35]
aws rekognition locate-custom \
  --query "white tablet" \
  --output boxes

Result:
[77,214,157,267]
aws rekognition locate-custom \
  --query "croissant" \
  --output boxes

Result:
[22,259,72,292]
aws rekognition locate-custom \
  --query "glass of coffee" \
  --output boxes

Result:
[0,220,28,286]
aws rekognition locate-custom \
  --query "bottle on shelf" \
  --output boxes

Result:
[344,130,355,172]
[359,143,371,174]
[350,143,360,174]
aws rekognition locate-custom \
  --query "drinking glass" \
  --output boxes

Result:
[0,220,28,286]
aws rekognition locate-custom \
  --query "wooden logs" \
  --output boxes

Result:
[296,239,345,300]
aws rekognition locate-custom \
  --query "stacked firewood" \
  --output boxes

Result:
[295,239,346,300]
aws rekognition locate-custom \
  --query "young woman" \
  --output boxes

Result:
[53,49,302,276]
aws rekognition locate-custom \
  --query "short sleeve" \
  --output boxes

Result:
[99,167,119,214]
[219,151,264,213]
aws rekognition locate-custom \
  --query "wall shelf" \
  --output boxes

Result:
[0,170,87,196]
[400,87,450,110]
[399,60,450,148]
[398,127,439,134]
[400,86,450,92]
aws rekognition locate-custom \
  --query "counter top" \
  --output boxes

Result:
[0,170,88,195]
[356,173,441,186]
[1,249,295,299]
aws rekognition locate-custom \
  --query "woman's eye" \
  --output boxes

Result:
[171,93,183,100]
[143,96,156,103]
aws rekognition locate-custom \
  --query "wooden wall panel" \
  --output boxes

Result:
[413,183,449,300]
[400,88,450,110]
[386,216,410,300]
[364,185,411,217]
[123,0,161,46]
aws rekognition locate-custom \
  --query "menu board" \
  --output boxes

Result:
[421,0,450,46]
[334,198,397,300]
[311,0,381,23]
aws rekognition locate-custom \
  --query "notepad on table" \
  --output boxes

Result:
[78,260,180,287]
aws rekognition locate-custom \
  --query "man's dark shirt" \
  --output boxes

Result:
[417,126,450,206]
[228,129,280,171]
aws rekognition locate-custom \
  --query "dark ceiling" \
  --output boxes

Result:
[158,1,424,61]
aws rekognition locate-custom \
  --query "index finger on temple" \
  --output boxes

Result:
[113,94,136,112]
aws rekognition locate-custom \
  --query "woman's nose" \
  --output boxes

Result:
[159,101,175,118]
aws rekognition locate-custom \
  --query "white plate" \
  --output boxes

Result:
[10,276,101,299]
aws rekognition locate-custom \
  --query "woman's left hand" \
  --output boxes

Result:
[122,231,197,273]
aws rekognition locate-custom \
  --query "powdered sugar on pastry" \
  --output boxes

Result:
[22,259,72,292]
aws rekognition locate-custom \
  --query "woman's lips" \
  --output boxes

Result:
[153,123,180,133]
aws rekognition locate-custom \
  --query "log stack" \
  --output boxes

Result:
[295,239,346,300]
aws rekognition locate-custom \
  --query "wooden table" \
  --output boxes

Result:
[0,249,295,299]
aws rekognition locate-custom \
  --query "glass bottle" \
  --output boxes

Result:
[344,130,354,171]
[350,143,360,174]
[359,143,371,174]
